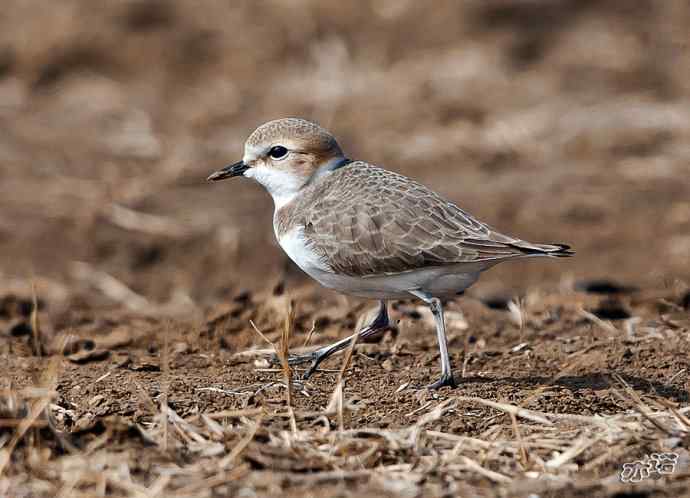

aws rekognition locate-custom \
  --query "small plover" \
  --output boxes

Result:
[208,118,572,389]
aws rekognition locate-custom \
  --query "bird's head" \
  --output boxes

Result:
[207,118,347,208]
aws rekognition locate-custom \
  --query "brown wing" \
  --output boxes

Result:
[299,162,551,277]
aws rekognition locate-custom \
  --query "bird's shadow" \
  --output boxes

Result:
[456,372,688,404]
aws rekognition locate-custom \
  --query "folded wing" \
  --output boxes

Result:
[300,162,571,277]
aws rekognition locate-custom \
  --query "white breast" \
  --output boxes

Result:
[277,226,330,275]
[276,226,480,300]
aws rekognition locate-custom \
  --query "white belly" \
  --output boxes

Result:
[277,227,480,299]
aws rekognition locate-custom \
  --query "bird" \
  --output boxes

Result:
[208,118,573,389]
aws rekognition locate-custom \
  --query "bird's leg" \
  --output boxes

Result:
[409,290,457,389]
[285,301,389,379]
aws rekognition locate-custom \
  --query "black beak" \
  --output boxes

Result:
[206,161,249,182]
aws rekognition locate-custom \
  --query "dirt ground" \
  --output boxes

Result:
[1,1,690,497]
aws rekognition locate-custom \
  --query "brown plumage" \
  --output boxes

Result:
[208,117,573,389]
[275,161,572,277]
[246,118,341,155]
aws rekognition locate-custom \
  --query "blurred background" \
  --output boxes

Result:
[1,0,689,309]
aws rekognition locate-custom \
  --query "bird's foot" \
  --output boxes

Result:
[301,359,322,380]
[288,352,317,366]
[271,351,323,380]
[270,351,315,366]
[427,374,457,390]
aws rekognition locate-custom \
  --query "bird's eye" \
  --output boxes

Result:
[268,145,288,159]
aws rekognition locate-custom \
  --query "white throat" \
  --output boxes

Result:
[243,165,304,210]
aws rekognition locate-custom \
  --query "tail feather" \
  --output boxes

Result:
[509,242,574,258]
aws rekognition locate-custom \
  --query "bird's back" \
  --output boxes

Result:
[275,161,571,278]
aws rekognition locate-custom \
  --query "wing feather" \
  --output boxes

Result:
[297,162,545,276]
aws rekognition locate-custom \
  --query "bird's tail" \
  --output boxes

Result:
[508,241,574,258]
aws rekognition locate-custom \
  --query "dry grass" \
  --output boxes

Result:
[2,301,689,498]
[2,378,687,497]
[2,1,690,497]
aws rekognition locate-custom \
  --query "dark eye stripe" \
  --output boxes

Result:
[269,145,288,159]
